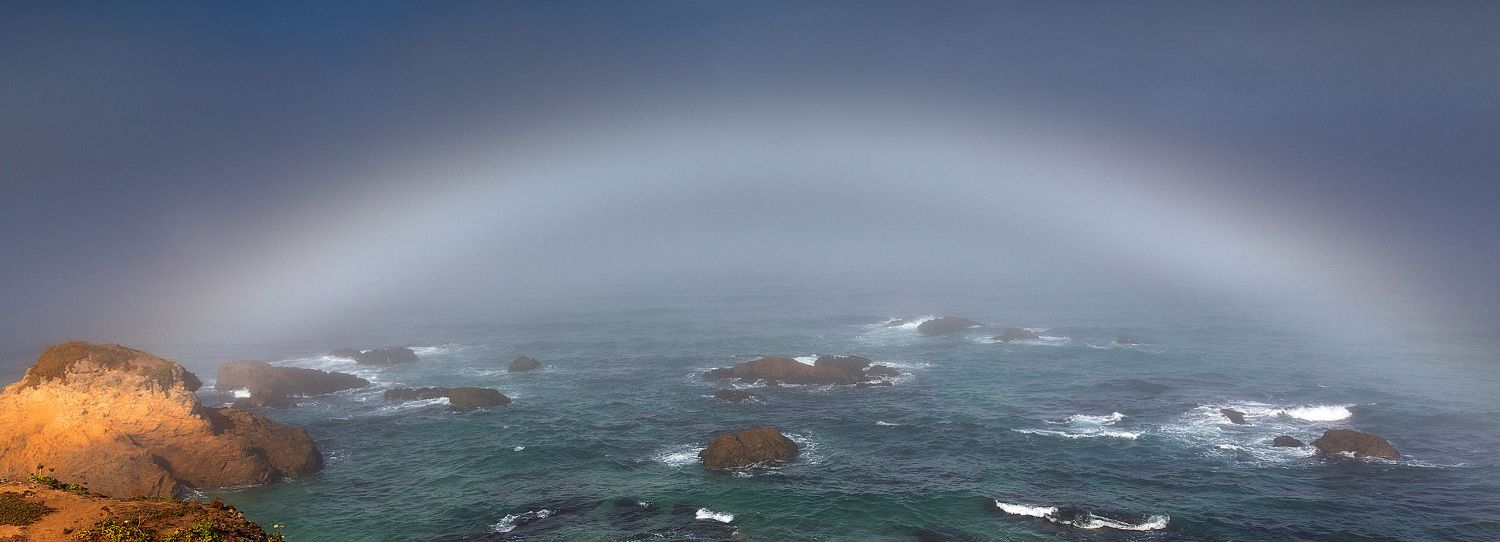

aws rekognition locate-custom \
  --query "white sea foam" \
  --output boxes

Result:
[994,500,1168,531]
[1072,513,1170,531]
[491,509,552,533]
[880,316,937,330]
[231,388,252,399]
[1278,405,1352,421]
[653,444,703,467]
[1015,412,1140,440]
[695,508,734,523]
[876,421,901,426]
[375,397,449,413]
[792,354,819,365]
[994,501,1058,518]
[410,343,461,356]
[513,446,525,452]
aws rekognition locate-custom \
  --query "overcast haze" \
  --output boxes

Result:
[3,1,1499,344]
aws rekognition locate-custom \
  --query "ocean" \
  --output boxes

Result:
[4,282,1497,541]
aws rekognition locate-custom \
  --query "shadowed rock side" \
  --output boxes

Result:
[703,355,898,386]
[0,479,282,542]
[916,317,981,336]
[993,327,1038,342]
[1221,408,1248,424]
[384,387,511,411]
[328,347,419,365]
[508,355,542,372]
[1272,435,1304,447]
[215,361,369,408]
[1312,429,1400,459]
[0,342,322,498]
[699,427,799,470]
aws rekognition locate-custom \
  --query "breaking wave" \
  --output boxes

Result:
[491,509,553,533]
[994,500,1168,531]
[695,508,735,523]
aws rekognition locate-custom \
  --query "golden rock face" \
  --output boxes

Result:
[0,342,322,498]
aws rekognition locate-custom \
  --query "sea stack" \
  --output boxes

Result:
[0,342,322,498]
[699,427,799,469]
[215,360,369,408]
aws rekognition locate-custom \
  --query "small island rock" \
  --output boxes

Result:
[508,355,542,372]
[699,427,799,470]
[1221,408,1248,424]
[1311,428,1400,459]
[993,327,1039,342]
[1272,435,1304,447]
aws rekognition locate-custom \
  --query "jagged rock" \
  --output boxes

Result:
[917,317,981,336]
[712,389,760,403]
[215,361,368,400]
[1221,408,1248,424]
[993,327,1038,342]
[384,387,510,412]
[1272,435,1304,447]
[0,342,322,498]
[0,478,281,540]
[1312,429,1400,459]
[699,427,799,469]
[509,356,542,372]
[813,355,872,376]
[865,365,900,378]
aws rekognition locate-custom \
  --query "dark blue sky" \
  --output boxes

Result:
[2,1,1498,340]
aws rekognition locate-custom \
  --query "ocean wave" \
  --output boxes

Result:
[875,421,901,426]
[653,444,703,467]
[1015,412,1140,440]
[410,343,462,356]
[785,433,824,465]
[1278,405,1352,421]
[1157,403,1357,464]
[878,316,937,330]
[375,397,449,413]
[994,500,1168,531]
[974,335,1072,346]
[230,388,251,399]
[491,509,552,533]
[695,508,734,523]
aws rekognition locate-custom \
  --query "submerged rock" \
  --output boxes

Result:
[699,427,799,470]
[1221,408,1248,424]
[214,360,368,407]
[1114,335,1144,345]
[0,342,322,498]
[329,347,419,365]
[993,327,1038,342]
[1312,429,1400,459]
[917,317,981,336]
[1272,435,1304,447]
[384,386,511,411]
[713,389,761,403]
[508,355,542,372]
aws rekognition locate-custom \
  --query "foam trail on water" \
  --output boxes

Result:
[695,508,734,522]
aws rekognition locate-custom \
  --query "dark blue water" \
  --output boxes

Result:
[4,283,1497,540]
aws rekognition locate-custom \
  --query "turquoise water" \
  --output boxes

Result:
[6,284,1498,540]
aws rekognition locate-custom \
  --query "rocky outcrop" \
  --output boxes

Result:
[383,387,511,411]
[917,317,981,336]
[508,356,542,372]
[865,365,900,378]
[703,355,896,386]
[699,427,799,469]
[0,479,282,542]
[1311,429,1400,459]
[329,347,419,365]
[993,327,1038,342]
[712,389,761,403]
[1272,435,1304,447]
[1221,408,1247,424]
[0,342,322,498]
[214,361,368,408]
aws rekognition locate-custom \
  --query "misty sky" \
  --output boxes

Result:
[2,1,1498,342]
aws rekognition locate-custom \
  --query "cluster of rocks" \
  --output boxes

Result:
[703,355,899,387]
[1218,408,1400,459]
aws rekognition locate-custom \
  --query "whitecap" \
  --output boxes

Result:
[994,500,1058,518]
[695,508,734,523]
[491,509,552,533]
[1015,412,1139,440]
[231,388,252,399]
[653,444,703,467]
[876,421,901,426]
[410,343,462,356]
[1278,405,1352,421]
[376,397,449,413]
[513,446,525,452]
